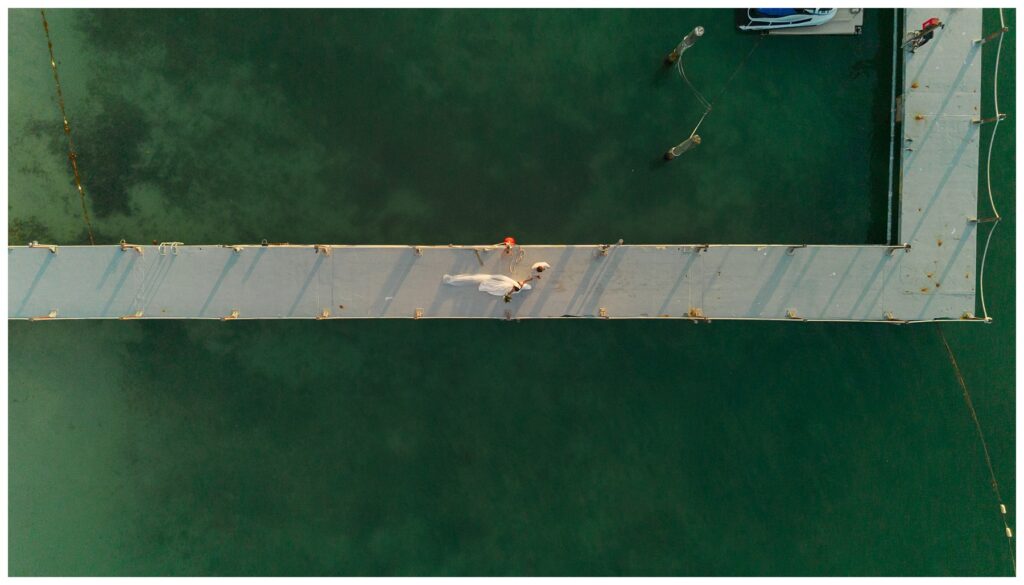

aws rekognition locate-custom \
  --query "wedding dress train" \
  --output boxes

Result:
[442,273,532,297]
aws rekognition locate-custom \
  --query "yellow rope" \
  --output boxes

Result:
[936,324,1015,574]
[40,10,94,245]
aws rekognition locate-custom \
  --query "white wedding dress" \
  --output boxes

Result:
[443,273,532,297]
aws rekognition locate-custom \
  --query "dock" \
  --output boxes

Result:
[8,9,986,323]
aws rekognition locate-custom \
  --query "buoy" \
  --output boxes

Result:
[502,236,517,255]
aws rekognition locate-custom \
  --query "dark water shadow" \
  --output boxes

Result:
[651,60,675,88]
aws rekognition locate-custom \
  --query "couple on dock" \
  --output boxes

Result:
[443,261,551,303]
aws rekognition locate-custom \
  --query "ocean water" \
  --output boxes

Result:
[7,8,1016,575]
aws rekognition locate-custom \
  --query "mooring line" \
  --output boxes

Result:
[936,324,1015,574]
[40,9,95,245]
[677,34,765,140]
[978,8,1007,322]
[709,34,765,109]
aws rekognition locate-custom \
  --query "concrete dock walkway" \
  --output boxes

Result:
[8,9,984,323]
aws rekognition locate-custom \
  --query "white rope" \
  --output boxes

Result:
[675,36,763,143]
[676,55,711,109]
[689,109,710,139]
[509,247,525,274]
[978,8,1005,321]
[955,11,1015,574]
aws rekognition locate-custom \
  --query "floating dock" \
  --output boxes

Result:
[8,9,986,323]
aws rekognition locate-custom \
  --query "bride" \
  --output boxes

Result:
[442,273,532,303]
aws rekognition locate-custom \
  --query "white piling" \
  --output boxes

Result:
[664,134,701,160]
[666,26,704,64]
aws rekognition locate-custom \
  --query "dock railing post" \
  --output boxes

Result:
[119,240,144,255]
[598,239,624,257]
[159,242,183,256]
[887,243,911,256]
[28,241,58,254]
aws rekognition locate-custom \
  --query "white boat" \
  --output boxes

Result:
[738,8,838,31]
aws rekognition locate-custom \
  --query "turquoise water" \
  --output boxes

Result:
[8,9,1016,575]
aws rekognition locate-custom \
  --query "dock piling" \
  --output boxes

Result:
[664,134,701,160]
[665,26,704,64]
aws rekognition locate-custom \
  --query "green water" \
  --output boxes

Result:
[8,9,1015,575]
